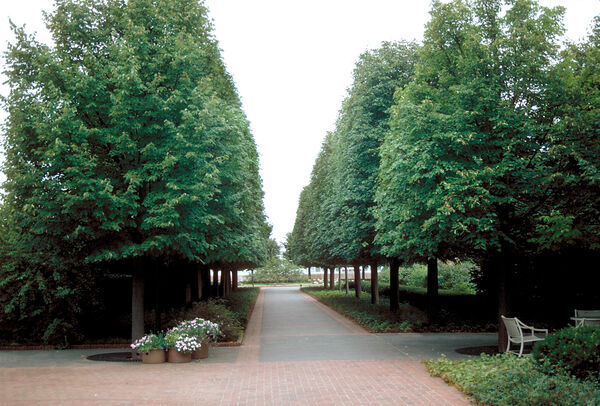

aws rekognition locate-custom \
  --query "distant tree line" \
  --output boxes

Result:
[287,0,600,349]
[0,0,269,344]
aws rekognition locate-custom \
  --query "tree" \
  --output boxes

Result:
[332,41,418,303]
[0,0,267,343]
[376,0,576,347]
[288,42,419,303]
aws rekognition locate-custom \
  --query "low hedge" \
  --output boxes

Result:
[346,280,495,326]
[302,287,426,332]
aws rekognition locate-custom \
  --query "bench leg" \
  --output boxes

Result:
[518,341,524,357]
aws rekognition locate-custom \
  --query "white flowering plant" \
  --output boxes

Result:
[130,333,166,352]
[177,317,223,343]
[165,328,202,353]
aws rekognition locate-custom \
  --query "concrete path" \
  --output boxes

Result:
[0,287,496,405]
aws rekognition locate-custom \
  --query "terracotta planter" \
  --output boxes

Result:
[140,349,166,364]
[167,348,192,363]
[191,343,210,360]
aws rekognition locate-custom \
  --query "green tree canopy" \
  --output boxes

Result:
[0,0,268,342]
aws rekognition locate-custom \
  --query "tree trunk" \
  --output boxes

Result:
[222,268,231,298]
[323,267,328,289]
[131,270,145,343]
[345,267,349,294]
[213,268,219,295]
[190,264,199,303]
[329,267,335,290]
[338,267,341,290]
[196,269,204,300]
[353,264,361,298]
[200,264,210,300]
[427,257,439,321]
[219,269,225,297]
[370,261,379,304]
[232,269,238,291]
[308,267,311,279]
[390,258,400,313]
[185,282,191,305]
[154,262,161,332]
[362,266,365,280]
[498,255,510,352]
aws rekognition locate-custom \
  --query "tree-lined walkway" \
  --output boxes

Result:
[0,287,495,405]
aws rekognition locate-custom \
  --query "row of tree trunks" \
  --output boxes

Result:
[131,263,241,343]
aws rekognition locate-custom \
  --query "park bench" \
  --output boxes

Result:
[501,316,548,357]
[572,309,600,327]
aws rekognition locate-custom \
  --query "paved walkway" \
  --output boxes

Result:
[0,287,496,405]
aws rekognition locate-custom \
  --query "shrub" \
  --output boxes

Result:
[438,261,477,293]
[365,261,477,293]
[165,287,259,343]
[532,326,600,381]
[426,354,600,406]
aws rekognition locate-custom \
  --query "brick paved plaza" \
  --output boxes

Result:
[0,287,496,405]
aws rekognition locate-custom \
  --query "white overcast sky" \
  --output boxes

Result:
[1,1,599,244]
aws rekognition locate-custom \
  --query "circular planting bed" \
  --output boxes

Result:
[87,352,140,362]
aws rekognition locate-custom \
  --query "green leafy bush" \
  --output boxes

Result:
[426,354,600,406]
[362,261,476,295]
[532,326,600,381]
[250,260,309,283]
[165,287,259,343]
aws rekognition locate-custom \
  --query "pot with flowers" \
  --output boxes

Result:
[131,333,167,364]
[178,318,223,359]
[164,327,201,363]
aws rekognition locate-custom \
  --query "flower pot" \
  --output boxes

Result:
[191,343,210,360]
[140,349,166,364]
[168,348,192,363]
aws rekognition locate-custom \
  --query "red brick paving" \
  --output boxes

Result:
[0,288,473,405]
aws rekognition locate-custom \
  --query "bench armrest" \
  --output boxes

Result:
[518,320,548,336]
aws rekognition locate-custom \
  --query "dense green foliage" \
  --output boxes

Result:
[426,354,600,406]
[0,0,268,343]
[287,41,418,267]
[532,326,600,381]
[288,0,600,334]
[251,238,308,283]
[250,264,308,284]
